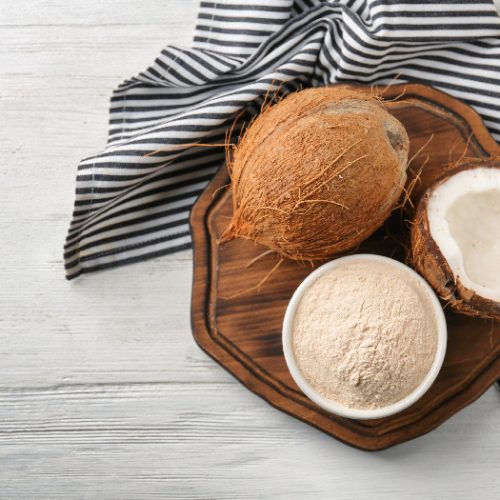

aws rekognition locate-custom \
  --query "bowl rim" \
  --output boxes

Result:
[282,254,448,420]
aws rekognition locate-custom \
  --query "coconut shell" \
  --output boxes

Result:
[222,85,410,261]
[410,161,500,321]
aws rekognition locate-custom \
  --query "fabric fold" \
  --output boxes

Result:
[65,0,500,279]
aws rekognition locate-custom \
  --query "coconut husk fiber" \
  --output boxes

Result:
[221,85,410,261]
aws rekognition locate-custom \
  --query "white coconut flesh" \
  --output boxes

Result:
[427,167,500,302]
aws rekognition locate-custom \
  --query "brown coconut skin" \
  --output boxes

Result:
[410,162,500,322]
[223,86,410,261]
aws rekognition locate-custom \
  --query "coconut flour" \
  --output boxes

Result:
[292,259,438,410]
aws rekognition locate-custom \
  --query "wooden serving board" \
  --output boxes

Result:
[190,84,500,451]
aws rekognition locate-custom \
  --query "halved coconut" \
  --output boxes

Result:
[411,161,500,321]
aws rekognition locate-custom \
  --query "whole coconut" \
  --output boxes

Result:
[222,86,410,260]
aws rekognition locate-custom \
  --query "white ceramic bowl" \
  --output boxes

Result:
[282,254,447,420]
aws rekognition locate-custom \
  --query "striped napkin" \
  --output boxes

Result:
[65,0,500,279]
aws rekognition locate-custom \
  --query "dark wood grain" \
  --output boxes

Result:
[190,84,500,451]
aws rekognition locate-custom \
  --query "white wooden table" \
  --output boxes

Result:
[1,1,499,498]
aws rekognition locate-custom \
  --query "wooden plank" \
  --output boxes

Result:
[0,383,499,499]
[1,0,500,497]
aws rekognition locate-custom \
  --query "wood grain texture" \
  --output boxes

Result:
[191,84,500,450]
[1,1,500,498]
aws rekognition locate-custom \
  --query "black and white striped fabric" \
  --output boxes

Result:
[65,0,500,279]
